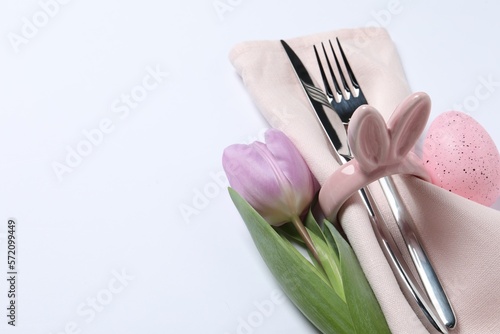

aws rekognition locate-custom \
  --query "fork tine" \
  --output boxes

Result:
[313,45,334,100]
[320,42,342,99]
[329,40,351,99]
[336,38,367,103]
[314,38,367,123]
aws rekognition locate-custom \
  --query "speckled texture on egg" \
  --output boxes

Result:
[423,111,500,206]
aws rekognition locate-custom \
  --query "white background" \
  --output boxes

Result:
[1,0,499,333]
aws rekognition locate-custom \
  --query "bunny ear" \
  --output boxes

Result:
[348,105,390,173]
[388,92,431,159]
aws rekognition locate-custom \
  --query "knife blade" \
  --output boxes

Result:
[280,40,350,163]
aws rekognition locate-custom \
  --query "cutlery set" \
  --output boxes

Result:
[280,38,456,333]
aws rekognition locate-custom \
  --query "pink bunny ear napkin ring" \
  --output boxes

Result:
[319,92,432,220]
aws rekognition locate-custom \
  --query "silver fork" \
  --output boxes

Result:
[314,39,456,332]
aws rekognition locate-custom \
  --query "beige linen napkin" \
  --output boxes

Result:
[229,27,500,334]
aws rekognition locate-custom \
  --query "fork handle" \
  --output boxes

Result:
[378,176,456,329]
[357,185,450,334]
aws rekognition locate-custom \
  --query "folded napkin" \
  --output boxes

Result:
[229,27,500,334]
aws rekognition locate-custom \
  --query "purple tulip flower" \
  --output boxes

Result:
[222,129,316,226]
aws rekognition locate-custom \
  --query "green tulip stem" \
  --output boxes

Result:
[291,215,321,266]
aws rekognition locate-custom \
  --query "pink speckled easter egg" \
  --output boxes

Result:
[423,111,500,206]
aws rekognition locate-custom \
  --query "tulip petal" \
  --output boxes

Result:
[223,143,290,224]
[265,129,315,215]
[222,129,316,225]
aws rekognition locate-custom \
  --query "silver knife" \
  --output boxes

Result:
[280,39,450,334]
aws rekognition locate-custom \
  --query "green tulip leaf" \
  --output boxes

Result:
[308,231,345,301]
[275,226,329,284]
[304,211,342,287]
[229,188,390,334]
[323,221,391,334]
[304,208,326,241]
[276,220,343,299]
[277,222,307,245]
[229,188,354,334]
